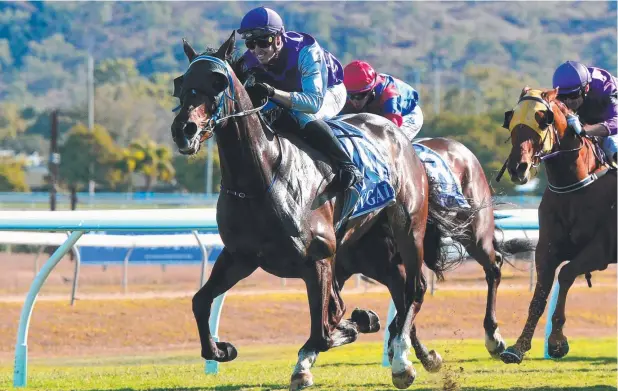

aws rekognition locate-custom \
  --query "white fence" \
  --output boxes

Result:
[0,207,552,388]
[0,230,222,304]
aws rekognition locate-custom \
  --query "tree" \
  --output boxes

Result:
[172,147,220,193]
[0,103,30,139]
[0,157,29,191]
[122,139,175,191]
[59,123,123,191]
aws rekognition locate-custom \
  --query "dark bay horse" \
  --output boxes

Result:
[170,32,463,390]
[338,137,534,362]
[500,87,616,364]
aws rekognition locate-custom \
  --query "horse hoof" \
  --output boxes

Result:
[215,341,238,362]
[392,365,416,389]
[351,308,381,333]
[548,339,570,359]
[500,346,523,364]
[421,350,443,373]
[488,338,506,359]
[290,371,313,391]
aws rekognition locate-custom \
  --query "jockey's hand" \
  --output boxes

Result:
[566,114,584,136]
[253,82,275,99]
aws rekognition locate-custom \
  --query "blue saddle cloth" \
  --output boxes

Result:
[412,141,470,209]
[325,118,396,219]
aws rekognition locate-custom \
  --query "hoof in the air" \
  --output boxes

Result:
[351,308,381,333]
[392,365,416,389]
[500,346,523,364]
[420,350,442,373]
[215,341,238,362]
[290,370,313,391]
[548,339,569,359]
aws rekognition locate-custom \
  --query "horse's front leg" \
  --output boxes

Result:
[290,257,339,391]
[548,230,615,359]
[192,248,257,362]
[500,241,560,364]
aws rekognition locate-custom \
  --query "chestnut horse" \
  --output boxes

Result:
[170,32,468,390]
[500,87,616,364]
[338,137,535,362]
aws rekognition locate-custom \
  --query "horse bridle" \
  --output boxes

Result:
[496,93,577,182]
[174,55,283,199]
[173,55,268,144]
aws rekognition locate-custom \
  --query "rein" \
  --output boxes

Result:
[177,55,283,200]
[514,94,610,193]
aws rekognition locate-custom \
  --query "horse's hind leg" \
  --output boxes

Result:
[386,204,427,389]
[290,256,351,391]
[192,248,257,362]
[408,270,442,372]
[462,229,505,358]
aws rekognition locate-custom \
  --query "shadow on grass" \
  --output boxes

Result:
[81,386,618,391]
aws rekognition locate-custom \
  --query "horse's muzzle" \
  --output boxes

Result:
[507,161,530,184]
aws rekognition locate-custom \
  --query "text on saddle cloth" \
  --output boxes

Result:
[325,118,396,219]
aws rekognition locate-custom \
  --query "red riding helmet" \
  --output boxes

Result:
[344,61,377,93]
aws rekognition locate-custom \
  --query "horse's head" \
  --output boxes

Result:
[504,87,571,184]
[170,31,240,155]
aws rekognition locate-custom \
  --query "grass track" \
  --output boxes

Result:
[0,338,615,391]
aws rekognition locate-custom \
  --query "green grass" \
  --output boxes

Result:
[0,338,615,391]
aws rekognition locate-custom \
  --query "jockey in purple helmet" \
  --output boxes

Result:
[553,60,618,164]
[238,6,361,192]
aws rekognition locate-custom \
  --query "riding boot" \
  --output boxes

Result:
[303,119,363,191]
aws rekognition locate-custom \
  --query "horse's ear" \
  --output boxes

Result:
[545,87,559,102]
[182,38,198,63]
[519,86,531,99]
[216,30,236,61]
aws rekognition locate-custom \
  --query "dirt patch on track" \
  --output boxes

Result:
[0,252,615,360]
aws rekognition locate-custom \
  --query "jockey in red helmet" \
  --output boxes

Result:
[552,60,618,164]
[238,6,361,191]
[340,60,423,141]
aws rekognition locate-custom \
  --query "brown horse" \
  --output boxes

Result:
[500,87,616,364]
[338,137,534,362]
[170,32,466,390]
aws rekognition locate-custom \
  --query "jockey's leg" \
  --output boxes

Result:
[600,134,618,166]
[293,83,362,191]
[302,119,362,190]
[400,105,424,142]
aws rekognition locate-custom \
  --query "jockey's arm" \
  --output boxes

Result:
[383,97,404,127]
[582,91,618,137]
[270,42,325,113]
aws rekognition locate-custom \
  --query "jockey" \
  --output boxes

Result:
[238,6,362,192]
[552,60,618,164]
[340,60,423,141]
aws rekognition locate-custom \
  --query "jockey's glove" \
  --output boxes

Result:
[566,114,584,136]
[252,82,275,98]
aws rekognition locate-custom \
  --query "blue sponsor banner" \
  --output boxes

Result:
[79,230,223,265]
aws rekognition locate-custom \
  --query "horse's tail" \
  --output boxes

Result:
[492,226,537,267]
[423,178,482,281]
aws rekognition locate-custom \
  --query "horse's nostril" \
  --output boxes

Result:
[516,162,529,177]
[183,122,197,138]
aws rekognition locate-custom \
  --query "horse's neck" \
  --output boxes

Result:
[216,90,280,195]
[545,136,603,187]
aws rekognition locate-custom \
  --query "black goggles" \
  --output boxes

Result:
[245,35,275,50]
[348,91,370,101]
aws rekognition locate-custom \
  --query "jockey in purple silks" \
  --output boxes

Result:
[238,6,362,191]
[552,60,618,164]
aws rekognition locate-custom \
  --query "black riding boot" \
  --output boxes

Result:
[304,119,363,191]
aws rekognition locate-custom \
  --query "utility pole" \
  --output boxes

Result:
[49,110,59,211]
[87,53,95,196]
